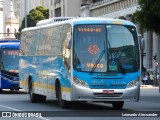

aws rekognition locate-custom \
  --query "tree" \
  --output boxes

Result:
[16,6,49,39]
[134,0,160,34]
[134,0,160,72]
[27,6,49,27]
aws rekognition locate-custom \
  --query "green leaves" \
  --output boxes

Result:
[26,6,49,27]
[134,0,160,34]
[27,9,44,27]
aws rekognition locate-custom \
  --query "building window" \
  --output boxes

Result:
[55,8,61,17]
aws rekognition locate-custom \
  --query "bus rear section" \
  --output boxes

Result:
[0,40,20,92]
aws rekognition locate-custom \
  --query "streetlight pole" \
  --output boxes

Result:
[141,49,146,71]
[139,36,146,72]
[153,54,158,86]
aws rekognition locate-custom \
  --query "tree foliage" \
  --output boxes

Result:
[134,0,160,34]
[16,6,49,39]
[27,6,49,27]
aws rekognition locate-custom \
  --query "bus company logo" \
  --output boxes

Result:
[88,45,99,55]
[91,79,105,85]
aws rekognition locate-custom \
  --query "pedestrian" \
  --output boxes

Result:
[156,73,159,86]
[147,72,150,85]
[143,73,149,85]
[157,73,159,80]
[149,73,154,85]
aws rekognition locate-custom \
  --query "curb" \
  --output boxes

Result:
[140,85,158,88]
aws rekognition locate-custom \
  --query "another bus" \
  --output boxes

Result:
[0,40,20,92]
[19,17,141,109]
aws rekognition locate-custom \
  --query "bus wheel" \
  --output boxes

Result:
[10,89,14,91]
[29,79,38,103]
[112,101,124,110]
[57,84,68,108]
[0,89,2,93]
[15,89,19,91]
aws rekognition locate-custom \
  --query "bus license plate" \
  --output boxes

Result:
[103,90,114,94]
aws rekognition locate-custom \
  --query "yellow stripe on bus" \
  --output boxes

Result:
[48,85,55,90]
[33,82,47,89]
[20,81,70,92]
[113,21,123,25]
[20,80,27,86]
[32,82,71,92]
[61,87,71,92]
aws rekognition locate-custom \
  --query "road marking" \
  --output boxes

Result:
[0,104,50,120]
[0,104,21,111]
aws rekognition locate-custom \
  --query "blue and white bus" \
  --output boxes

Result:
[19,17,141,109]
[0,40,20,92]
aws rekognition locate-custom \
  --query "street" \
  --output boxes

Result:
[0,86,160,120]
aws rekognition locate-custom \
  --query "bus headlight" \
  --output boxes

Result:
[126,78,140,88]
[73,77,89,88]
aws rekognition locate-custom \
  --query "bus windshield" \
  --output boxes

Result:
[73,24,139,73]
[1,50,19,73]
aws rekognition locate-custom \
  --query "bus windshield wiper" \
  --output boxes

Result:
[116,57,126,75]
[90,50,105,74]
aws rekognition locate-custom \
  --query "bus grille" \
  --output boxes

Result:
[93,93,123,98]
[90,85,126,89]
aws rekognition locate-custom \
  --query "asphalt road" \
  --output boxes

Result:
[0,87,160,120]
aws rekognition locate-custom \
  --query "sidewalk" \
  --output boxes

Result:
[140,85,158,88]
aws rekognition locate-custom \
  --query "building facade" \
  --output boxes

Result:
[12,0,82,23]
[49,0,82,17]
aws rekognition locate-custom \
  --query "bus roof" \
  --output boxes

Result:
[36,17,75,26]
[22,17,136,32]
[0,40,20,49]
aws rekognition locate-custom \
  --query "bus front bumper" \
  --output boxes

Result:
[71,84,140,102]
